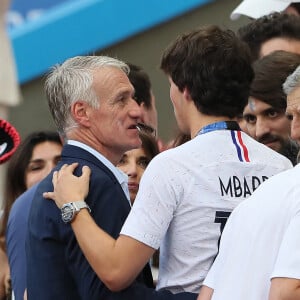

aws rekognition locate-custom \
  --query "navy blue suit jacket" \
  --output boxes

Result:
[26,144,196,300]
[7,184,38,300]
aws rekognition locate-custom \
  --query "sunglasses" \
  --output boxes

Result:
[136,122,157,137]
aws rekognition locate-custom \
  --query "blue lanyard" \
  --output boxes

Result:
[197,121,240,135]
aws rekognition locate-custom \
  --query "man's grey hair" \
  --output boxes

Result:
[283,65,300,96]
[45,56,129,134]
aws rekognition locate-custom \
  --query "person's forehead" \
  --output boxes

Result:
[93,67,130,85]
[30,141,62,160]
[92,67,134,98]
[118,148,147,165]
[126,147,147,158]
[287,86,300,108]
[244,98,274,114]
[284,5,300,16]
[260,37,300,57]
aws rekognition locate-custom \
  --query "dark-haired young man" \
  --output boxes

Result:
[238,13,300,61]
[127,63,158,134]
[127,63,168,151]
[231,0,300,20]
[44,26,292,294]
[242,51,300,165]
[197,64,300,300]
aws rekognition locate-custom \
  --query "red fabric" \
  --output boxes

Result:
[0,119,20,163]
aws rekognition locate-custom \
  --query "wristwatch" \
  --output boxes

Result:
[61,201,91,223]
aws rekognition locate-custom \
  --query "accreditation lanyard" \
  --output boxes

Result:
[197,121,250,162]
[197,121,241,135]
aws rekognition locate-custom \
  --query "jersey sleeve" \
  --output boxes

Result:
[120,155,180,249]
[271,211,300,280]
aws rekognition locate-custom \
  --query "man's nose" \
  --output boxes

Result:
[130,98,142,120]
[255,118,271,139]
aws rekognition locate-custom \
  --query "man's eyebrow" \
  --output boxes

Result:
[242,112,254,117]
[262,107,283,114]
[120,153,128,159]
[265,106,279,110]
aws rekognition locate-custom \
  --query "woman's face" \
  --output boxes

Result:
[117,147,151,204]
[25,141,62,189]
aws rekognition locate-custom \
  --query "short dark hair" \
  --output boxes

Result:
[160,25,253,118]
[127,63,152,109]
[238,13,300,61]
[250,50,300,110]
[139,131,159,160]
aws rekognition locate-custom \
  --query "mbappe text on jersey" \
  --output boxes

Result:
[219,175,268,198]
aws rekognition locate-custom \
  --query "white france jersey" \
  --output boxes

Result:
[120,129,292,293]
[204,164,300,300]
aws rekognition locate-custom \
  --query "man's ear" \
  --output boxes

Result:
[183,87,192,102]
[70,101,91,127]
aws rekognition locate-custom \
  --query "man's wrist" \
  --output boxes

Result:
[61,201,91,223]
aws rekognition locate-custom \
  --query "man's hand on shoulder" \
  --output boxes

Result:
[43,163,91,209]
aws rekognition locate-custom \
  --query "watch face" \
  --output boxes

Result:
[61,204,74,223]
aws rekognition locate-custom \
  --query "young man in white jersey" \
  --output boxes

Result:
[197,65,300,300]
[44,26,292,294]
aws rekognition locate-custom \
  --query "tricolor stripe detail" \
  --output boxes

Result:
[231,131,250,162]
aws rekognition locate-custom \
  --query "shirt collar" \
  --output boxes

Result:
[67,140,130,203]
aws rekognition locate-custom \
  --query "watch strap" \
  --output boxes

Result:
[73,201,91,213]
[61,201,91,224]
